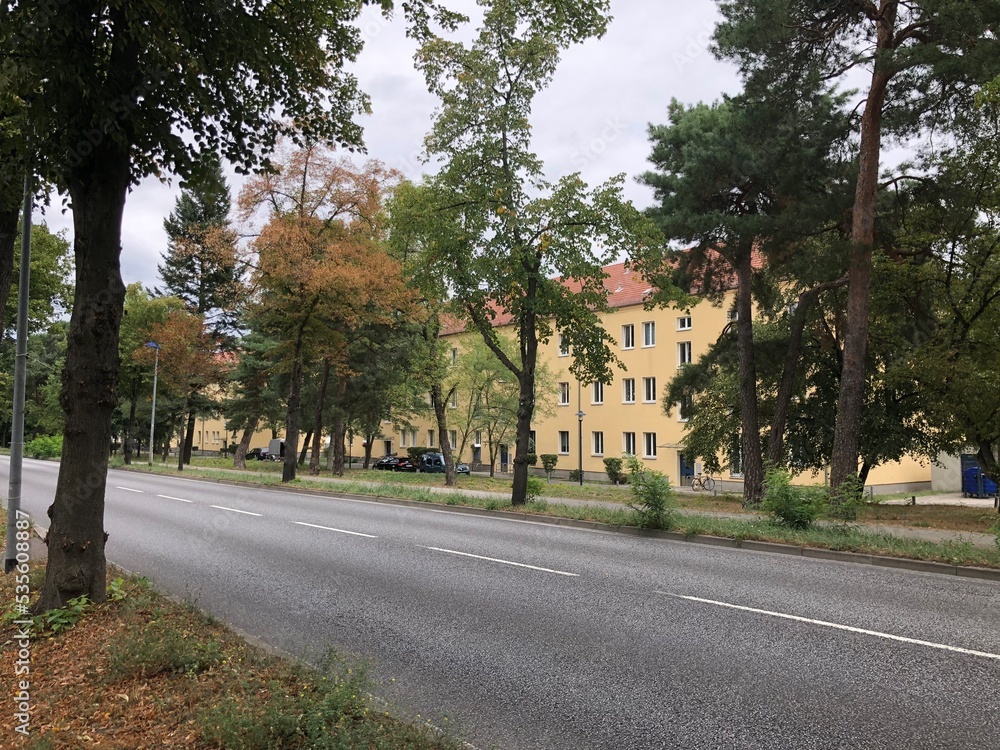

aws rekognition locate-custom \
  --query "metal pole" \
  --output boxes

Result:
[147,344,158,466]
[5,175,32,573]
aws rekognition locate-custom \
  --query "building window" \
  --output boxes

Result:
[451,347,458,364]
[727,307,739,322]
[623,432,636,456]
[623,378,636,404]
[401,430,409,447]
[428,430,435,448]
[559,382,570,405]
[621,324,635,350]
[410,429,417,446]
[449,430,457,450]
[678,393,693,422]
[592,431,604,456]
[643,377,656,403]
[729,433,743,477]
[678,341,692,366]
[643,432,658,459]
[592,381,604,404]
[642,321,655,347]
[529,430,536,452]
[559,431,570,454]
[677,315,692,331]
[558,333,570,356]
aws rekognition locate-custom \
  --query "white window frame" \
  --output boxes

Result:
[623,378,636,404]
[677,315,692,331]
[428,430,435,448]
[592,431,604,456]
[727,307,739,322]
[623,432,636,456]
[558,333,570,357]
[678,341,692,367]
[642,377,656,403]
[558,431,570,455]
[559,382,570,405]
[401,430,409,447]
[643,432,658,459]
[592,381,604,405]
[449,430,457,450]
[642,321,656,348]
[621,324,635,350]
[449,390,458,408]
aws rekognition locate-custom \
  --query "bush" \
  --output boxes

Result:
[526,452,538,466]
[540,454,558,480]
[827,475,865,521]
[568,469,583,483]
[760,468,827,529]
[526,475,544,502]
[626,455,675,530]
[26,434,62,459]
[406,446,433,461]
[603,457,626,485]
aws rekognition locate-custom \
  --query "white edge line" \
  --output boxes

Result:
[292,521,377,539]
[157,494,193,503]
[115,486,144,493]
[427,546,578,577]
[210,505,262,517]
[661,592,1000,662]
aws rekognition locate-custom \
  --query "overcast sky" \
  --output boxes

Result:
[42,0,742,288]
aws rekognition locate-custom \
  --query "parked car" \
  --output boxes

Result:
[419,452,446,473]
[456,463,471,475]
[374,456,400,470]
[393,457,419,472]
[246,447,267,461]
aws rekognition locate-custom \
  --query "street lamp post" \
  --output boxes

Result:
[145,341,159,466]
[576,380,585,486]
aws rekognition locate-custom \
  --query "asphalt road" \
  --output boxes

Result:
[4,456,1000,749]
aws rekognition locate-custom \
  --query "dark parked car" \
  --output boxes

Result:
[374,456,400,470]
[246,447,267,461]
[419,452,446,473]
[393,457,419,472]
[456,463,471,475]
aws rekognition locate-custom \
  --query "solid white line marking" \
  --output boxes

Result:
[662,593,1000,662]
[292,522,377,539]
[427,547,579,577]
[210,505,262,517]
[115,486,144,493]
[157,494,192,503]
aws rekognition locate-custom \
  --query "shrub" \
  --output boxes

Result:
[568,469,583,483]
[526,452,538,466]
[26,434,62,459]
[526,475,544,502]
[540,454,558,480]
[406,446,433,461]
[626,455,675,530]
[603,457,626,485]
[760,467,827,529]
[107,618,222,679]
[827,475,865,521]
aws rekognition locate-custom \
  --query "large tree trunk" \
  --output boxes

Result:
[431,383,456,486]
[309,358,331,475]
[122,390,138,465]
[38,149,130,610]
[734,250,764,507]
[511,322,538,506]
[176,396,191,472]
[830,10,896,492]
[298,430,312,466]
[182,408,196,464]
[330,374,348,475]
[283,354,303,483]
[0,202,18,341]
[233,415,258,470]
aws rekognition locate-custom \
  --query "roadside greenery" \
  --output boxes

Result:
[760,467,826,529]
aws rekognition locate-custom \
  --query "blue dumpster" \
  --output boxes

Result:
[962,466,998,498]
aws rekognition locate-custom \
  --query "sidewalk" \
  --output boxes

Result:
[139,465,1000,550]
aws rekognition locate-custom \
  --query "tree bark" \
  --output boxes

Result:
[330,374,348,475]
[38,148,130,610]
[733,249,764,507]
[830,7,897,492]
[0,203,18,341]
[511,319,538,506]
[309,358,331,475]
[176,396,191,472]
[431,383,457,486]
[283,355,303,482]
[298,429,312,466]
[233,415,258,470]
[182,408,196,464]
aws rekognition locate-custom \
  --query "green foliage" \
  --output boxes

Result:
[760,468,826,529]
[107,577,129,602]
[407,446,433,461]
[828,476,866,522]
[603,456,626,485]
[24,595,91,635]
[625,455,675,530]
[525,476,544,503]
[107,618,222,680]
[540,454,558,479]
[568,469,583,483]
[526,452,538,466]
[25,434,62,459]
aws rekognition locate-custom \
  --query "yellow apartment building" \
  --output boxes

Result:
[385,262,941,494]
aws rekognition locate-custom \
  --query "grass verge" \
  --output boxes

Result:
[0,558,460,749]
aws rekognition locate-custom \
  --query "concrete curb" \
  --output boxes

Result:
[115,466,1000,583]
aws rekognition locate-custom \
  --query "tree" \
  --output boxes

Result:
[414,0,663,505]
[639,91,849,505]
[714,0,1000,492]
[223,332,285,470]
[241,143,414,482]
[2,0,457,609]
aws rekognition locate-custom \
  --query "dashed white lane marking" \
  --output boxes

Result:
[210,505,262,517]
[157,494,192,503]
[115,486,144,493]
[292,522,377,539]
[662,593,1000,661]
[426,547,579,577]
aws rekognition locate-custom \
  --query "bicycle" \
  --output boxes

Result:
[691,474,716,492]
